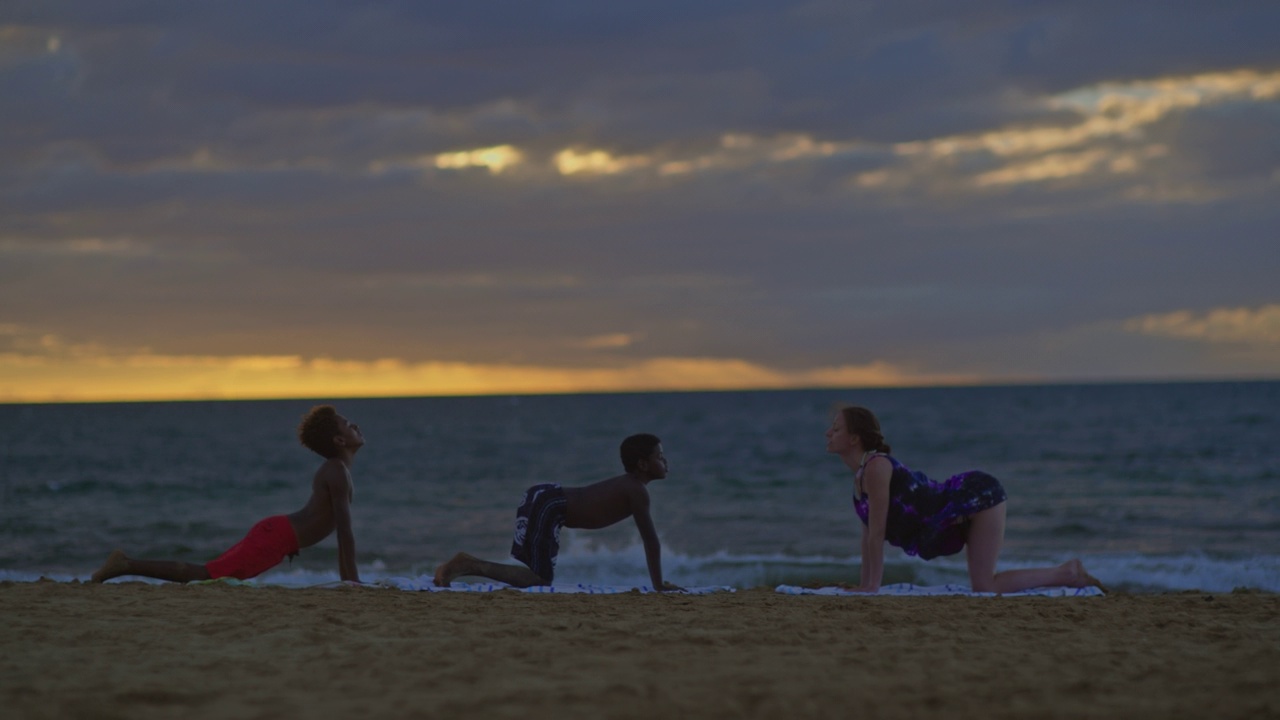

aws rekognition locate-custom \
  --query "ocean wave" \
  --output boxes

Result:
[7,546,1277,593]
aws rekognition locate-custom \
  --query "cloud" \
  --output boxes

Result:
[0,236,151,257]
[555,148,652,176]
[578,333,637,350]
[871,69,1280,195]
[1125,305,1280,346]
[343,68,1280,199]
[429,144,524,174]
[904,69,1280,161]
[2,5,1278,398]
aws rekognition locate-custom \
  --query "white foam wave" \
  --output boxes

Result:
[5,548,1278,592]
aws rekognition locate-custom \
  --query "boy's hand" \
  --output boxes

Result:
[659,581,686,593]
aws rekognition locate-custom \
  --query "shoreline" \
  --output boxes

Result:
[4,582,1278,719]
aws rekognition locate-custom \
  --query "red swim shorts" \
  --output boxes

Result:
[205,515,300,580]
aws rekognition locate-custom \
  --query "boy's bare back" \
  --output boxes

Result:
[562,474,651,530]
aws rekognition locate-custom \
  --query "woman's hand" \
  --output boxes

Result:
[835,582,879,593]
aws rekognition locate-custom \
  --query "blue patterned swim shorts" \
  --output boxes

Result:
[510,483,568,582]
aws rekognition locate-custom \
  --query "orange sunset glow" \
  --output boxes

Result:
[0,350,980,404]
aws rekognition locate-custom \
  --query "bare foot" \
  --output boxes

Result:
[91,550,130,583]
[1064,558,1108,593]
[433,552,480,587]
[1080,564,1108,594]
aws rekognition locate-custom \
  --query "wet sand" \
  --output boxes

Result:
[2,581,1278,719]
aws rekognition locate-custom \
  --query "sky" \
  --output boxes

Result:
[2,1,1278,402]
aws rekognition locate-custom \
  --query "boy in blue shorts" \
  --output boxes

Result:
[433,433,683,591]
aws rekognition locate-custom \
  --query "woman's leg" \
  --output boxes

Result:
[965,503,1103,593]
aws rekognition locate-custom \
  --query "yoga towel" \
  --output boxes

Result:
[775,583,1104,597]
[190,577,731,593]
[378,577,733,594]
[186,578,1094,596]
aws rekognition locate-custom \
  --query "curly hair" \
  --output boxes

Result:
[619,433,662,472]
[297,405,342,458]
[839,405,892,454]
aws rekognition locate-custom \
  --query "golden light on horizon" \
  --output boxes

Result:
[0,351,979,404]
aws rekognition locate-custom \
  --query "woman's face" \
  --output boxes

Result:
[825,413,857,454]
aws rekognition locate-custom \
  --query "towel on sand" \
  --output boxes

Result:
[192,577,730,593]
[378,577,733,594]
[775,583,1104,597]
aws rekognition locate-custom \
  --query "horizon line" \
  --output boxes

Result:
[2,374,1276,406]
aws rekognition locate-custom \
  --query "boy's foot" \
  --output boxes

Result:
[433,552,481,587]
[91,550,130,583]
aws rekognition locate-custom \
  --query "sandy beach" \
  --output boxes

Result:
[3,581,1277,719]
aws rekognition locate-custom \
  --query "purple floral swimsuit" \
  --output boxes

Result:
[853,454,1007,559]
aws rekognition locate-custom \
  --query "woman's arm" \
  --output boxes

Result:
[856,457,892,592]
[859,523,871,586]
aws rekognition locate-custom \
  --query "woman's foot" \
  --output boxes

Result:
[1064,558,1107,593]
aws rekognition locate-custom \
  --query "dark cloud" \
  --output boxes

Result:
[1,1,1278,384]
[1156,103,1280,180]
[7,2,1274,143]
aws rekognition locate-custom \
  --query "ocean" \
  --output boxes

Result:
[2,382,1277,592]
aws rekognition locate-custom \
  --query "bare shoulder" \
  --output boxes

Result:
[314,458,352,489]
[620,474,651,505]
[607,473,649,491]
[862,455,892,493]
[864,454,892,474]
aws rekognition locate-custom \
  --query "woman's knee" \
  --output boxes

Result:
[970,576,998,593]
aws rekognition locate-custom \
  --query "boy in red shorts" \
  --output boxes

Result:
[90,405,364,584]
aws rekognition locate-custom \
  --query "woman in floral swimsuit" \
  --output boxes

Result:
[826,405,1104,594]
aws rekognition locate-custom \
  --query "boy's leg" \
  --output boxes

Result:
[433,553,547,588]
[91,549,212,584]
[434,484,563,588]
[203,516,297,582]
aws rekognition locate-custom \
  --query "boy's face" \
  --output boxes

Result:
[334,414,365,451]
[640,444,668,480]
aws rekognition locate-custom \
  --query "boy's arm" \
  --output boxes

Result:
[630,487,680,591]
[323,465,361,583]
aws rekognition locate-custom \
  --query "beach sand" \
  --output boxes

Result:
[3,581,1277,719]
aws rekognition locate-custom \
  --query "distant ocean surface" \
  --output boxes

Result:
[2,382,1277,593]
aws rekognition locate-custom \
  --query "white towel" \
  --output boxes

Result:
[374,577,733,594]
[774,583,1104,597]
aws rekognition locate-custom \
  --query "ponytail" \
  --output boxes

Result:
[840,405,892,454]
